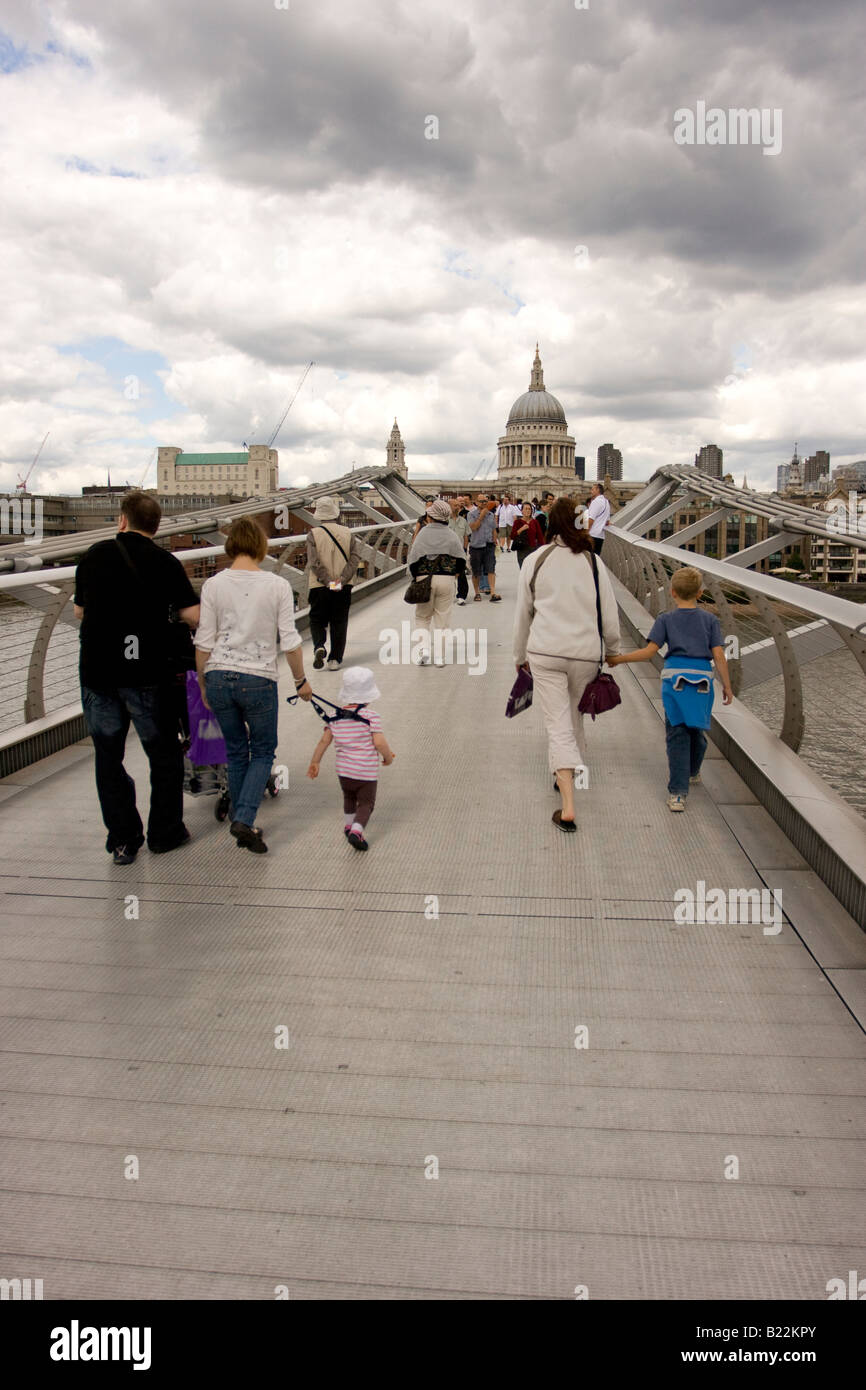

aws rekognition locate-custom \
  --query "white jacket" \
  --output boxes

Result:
[513,540,622,664]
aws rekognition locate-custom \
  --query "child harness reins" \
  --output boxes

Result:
[285,691,372,727]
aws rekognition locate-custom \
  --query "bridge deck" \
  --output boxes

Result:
[1,558,864,1300]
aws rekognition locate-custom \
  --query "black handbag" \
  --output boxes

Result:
[404,573,432,604]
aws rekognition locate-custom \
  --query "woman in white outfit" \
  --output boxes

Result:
[406,499,467,666]
[512,497,621,831]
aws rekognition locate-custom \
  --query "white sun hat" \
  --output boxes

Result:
[313,495,341,521]
[337,666,381,705]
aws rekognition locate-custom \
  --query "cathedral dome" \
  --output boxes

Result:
[506,345,567,425]
[507,389,567,425]
[497,346,577,486]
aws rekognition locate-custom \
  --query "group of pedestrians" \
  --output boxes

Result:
[75,483,733,862]
[74,491,393,861]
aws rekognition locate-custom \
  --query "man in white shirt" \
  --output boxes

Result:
[495,497,510,553]
[587,483,612,555]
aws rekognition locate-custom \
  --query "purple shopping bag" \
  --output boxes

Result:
[506,666,534,718]
[185,670,227,764]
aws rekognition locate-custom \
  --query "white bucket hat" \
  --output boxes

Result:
[313,495,341,521]
[338,666,381,705]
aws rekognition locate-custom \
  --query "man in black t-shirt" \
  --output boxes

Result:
[73,491,200,864]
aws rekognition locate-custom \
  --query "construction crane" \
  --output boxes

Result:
[16,432,49,493]
[264,361,314,450]
[138,447,158,488]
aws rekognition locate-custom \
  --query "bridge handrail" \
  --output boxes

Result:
[0,518,415,593]
[605,525,866,756]
[607,525,866,637]
[0,518,416,735]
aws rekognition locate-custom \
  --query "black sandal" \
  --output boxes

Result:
[552,810,576,834]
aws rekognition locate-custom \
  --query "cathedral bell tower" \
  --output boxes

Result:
[387,419,407,478]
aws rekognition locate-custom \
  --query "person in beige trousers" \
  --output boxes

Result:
[406,499,468,666]
[512,497,622,831]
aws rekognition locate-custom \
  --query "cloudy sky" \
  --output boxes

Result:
[1,0,863,495]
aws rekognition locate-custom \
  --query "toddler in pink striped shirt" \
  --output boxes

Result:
[306,667,395,851]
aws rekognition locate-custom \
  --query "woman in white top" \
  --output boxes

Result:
[512,498,621,832]
[195,516,312,853]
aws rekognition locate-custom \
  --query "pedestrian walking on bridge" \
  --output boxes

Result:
[73,490,200,866]
[513,498,622,832]
[195,516,312,854]
[407,498,467,665]
[306,496,360,673]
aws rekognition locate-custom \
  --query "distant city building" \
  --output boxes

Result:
[495,346,577,493]
[574,455,586,481]
[809,488,866,583]
[694,444,723,478]
[0,489,242,545]
[82,481,135,496]
[804,450,830,486]
[597,443,622,481]
[832,460,866,490]
[158,445,278,498]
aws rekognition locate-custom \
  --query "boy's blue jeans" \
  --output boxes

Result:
[204,670,278,827]
[665,718,707,795]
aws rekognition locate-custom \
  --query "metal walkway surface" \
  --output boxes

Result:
[1,554,864,1300]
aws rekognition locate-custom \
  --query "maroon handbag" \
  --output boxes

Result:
[578,551,621,720]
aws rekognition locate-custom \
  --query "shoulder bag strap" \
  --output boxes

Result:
[528,543,556,614]
[315,524,350,564]
[587,549,604,667]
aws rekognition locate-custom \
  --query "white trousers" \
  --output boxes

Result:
[415,576,457,649]
[529,653,597,771]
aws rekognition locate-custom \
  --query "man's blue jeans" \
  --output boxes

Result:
[82,683,186,852]
[204,670,278,827]
[665,718,707,795]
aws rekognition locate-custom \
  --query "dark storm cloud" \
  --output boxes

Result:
[63,0,866,294]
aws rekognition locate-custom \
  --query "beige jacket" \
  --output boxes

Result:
[306,523,359,590]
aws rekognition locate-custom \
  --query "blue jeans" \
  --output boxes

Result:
[82,683,186,852]
[204,670,278,827]
[665,718,707,795]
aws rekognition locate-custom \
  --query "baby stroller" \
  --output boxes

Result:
[183,672,281,822]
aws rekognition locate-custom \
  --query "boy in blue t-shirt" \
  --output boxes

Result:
[608,566,734,811]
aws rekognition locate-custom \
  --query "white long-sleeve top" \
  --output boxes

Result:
[195,568,302,681]
[512,540,622,664]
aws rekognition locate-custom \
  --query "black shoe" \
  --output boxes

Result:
[552,810,577,834]
[113,844,138,866]
[489,593,502,602]
[347,830,368,851]
[230,820,268,853]
[313,647,326,669]
[149,828,191,854]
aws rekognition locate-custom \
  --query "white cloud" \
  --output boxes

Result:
[0,0,864,497]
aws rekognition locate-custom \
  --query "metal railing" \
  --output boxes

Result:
[0,518,416,738]
[604,523,866,925]
[604,525,866,754]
